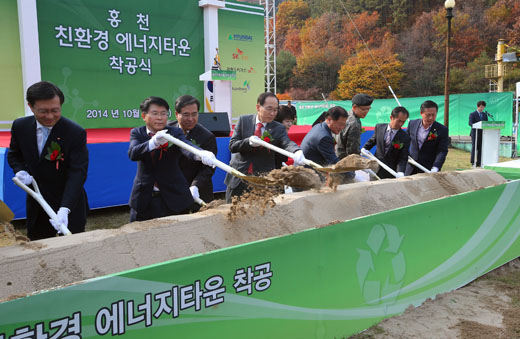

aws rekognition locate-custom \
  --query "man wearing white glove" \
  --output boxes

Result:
[49,207,70,234]
[129,96,203,222]
[225,92,302,203]
[8,81,89,240]
[168,95,218,203]
[15,170,33,185]
[362,106,411,179]
[405,100,449,175]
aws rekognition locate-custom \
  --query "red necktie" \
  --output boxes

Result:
[254,122,263,137]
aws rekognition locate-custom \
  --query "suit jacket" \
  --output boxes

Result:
[336,110,362,159]
[128,125,199,213]
[405,119,449,175]
[363,123,410,178]
[469,110,488,138]
[225,114,300,189]
[301,121,339,166]
[168,121,217,202]
[7,116,89,233]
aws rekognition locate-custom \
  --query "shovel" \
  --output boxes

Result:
[12,177,72,235]
[0,200,14,222]
[160,133,280,187]
[407,156,432,173]
[360,149,399,178]
[249,137,359,173]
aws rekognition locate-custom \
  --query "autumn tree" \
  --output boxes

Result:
[342,11,385,56]
[336,38,404,99]
[396,11,444,96]
[276,0,310,49]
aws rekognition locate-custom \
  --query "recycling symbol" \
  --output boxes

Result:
[356,224,406,305]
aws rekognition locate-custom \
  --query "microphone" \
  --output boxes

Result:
[484,111,495,120]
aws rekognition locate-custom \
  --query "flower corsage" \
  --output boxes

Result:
[45,141,64,170]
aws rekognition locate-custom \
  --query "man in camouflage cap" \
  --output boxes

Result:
[335,93,374,160]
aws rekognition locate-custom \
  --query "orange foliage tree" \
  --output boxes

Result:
[336,38,404,99]
[276,0,310,49]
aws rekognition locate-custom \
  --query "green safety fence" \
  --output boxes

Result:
[295,92,514,137]
[1,179,520,338]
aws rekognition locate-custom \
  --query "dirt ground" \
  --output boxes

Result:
[350,258,520,339]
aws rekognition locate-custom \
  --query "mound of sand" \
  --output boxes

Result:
[0,170,506,301]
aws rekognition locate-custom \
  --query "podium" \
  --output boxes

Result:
[472,120,505,167]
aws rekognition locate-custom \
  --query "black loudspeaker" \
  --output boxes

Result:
[198,112,231,137]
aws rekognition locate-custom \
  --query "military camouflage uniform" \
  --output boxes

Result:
[335,110,362,160]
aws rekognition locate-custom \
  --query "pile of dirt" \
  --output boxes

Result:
[0,223,29,248]
[198,199,225,212]
[333,154,379,173]
[265,165,322,189]
[227,187,278,221]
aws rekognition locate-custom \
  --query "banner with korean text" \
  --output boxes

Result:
[37,0,205,128]
[1,179,519,337]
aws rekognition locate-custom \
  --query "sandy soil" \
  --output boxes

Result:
[351,258,520,339]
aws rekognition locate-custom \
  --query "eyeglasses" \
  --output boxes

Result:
[148,111,168,117]
[179,112,198,118]
[262,106,279,113]
[36,108,61,114]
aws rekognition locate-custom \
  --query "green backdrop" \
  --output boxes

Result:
[37,0,205,128]
[218,1,265,121]
[295,92,514,136]
[0,0,24,130]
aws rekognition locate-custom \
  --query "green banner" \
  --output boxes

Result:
[0,0,24,130]
[37,0,205,128]
[1,179,520,337]
[295,92,514,136]
[218,2,265,121]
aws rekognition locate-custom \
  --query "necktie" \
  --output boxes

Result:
[254,123,263,137]
[384,129,393,153]
[479,112,483,120]
[39,127,50,155]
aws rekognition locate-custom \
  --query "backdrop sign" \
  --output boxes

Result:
[1,180,519,338]
[218,2,265,121]
[37,0,205,128]
[295,92,514,136]
[0,1,24,130]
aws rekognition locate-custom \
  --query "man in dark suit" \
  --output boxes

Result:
[468,100,488,167]
[225,92,307,203]
[128,96,217,222]
[168,95,217,203]
[8,81,89,240]
[362,106,411,179]
[301,106,348,167]
[405,100,449,175]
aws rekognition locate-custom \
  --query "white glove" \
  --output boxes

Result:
[293,150,307,166]
[395,172,404,178]
[249,135,262,147]
[189,186,200,200]
[195,150,216,168]
[431,167,439,173]
[15,170,33,185]
[361,148,367,154]
[49,207,70,233]
[354,170,369,182]
[151,130,169,148]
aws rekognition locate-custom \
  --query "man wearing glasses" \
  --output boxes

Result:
[224,92,308,202]
[128,96,216,221]
[168,95,217,203]
[8,81,89,240]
